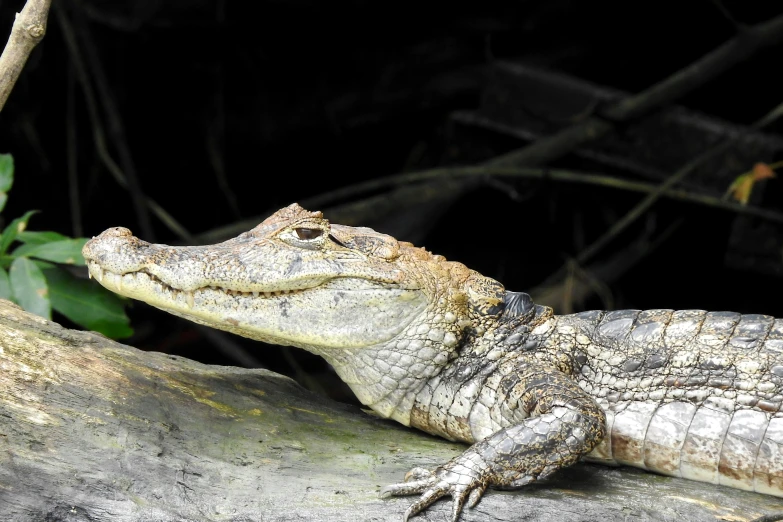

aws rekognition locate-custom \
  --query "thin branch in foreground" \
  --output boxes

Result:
[0,0,52,111]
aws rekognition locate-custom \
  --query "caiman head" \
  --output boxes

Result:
[82,203,512,423]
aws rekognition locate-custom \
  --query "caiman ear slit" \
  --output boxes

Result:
[294,228,323,240]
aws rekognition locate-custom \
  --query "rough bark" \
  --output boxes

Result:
[0,299,781,522]
[0,0,51,110]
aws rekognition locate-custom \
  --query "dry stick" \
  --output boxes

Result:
[197,11,783,244]
[572,99,783,268]
[65,65,82,237]
[207,0,240,220]
[485,11,783,292]
[55,7,195,244]
[196,165,783,245]
[0,0,52,111]
[303,167,783,225]
[64,5,154,242]
[710,0,745,30]
[488,12,783,168]
[533,218,684,312]
[527,98,783,304]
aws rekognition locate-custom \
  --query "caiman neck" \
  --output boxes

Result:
[324,291,554,426]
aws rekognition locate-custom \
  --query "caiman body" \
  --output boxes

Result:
[82,203,783,521]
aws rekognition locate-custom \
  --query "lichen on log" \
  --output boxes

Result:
[0,299,782,521]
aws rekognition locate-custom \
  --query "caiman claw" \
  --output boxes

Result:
[380,452,490,522]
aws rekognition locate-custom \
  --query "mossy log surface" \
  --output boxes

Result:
[1,299,783,521]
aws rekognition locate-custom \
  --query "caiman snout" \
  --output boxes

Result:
[100,227,134,239]
[83,227,132,260]
[83,227,134,255]
[82,227,151,276]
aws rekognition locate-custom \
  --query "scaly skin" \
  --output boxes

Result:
[82,203,783,521]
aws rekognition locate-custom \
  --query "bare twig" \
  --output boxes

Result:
[62,4,155,241]
[528,98,783,306]
[199,12,783,245]
[206,0,240,220]
[710,0,745,31]
[572,100,783,267]
[66,63,82,237]
[196,164,783,244]
[487,12,783,168]
[333,166,783,224]
[56,5,195,243]
[755,100,783,128]
[0,0,52,111]
[530,219,683,312]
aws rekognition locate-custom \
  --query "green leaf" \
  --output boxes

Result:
[18,238,88,266]
[0,154,13,191]
[0,210,37,257]
[9,243,37,258]
[40,264,133,339]
[0,255,14,270]
[17,230,69,245]
[11,233,79,261]
[0,154,13,213]
[0,267,11,300]
[10,257,50,319]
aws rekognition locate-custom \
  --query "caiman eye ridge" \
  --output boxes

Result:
[86,261,304,310]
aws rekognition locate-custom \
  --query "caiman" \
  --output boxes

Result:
[82,203,783,521]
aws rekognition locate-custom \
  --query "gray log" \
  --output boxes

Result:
[0,299,781,522]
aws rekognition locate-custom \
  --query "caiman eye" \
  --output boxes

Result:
[294,227,323,240]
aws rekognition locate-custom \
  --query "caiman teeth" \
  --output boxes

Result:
[88,265,306,300]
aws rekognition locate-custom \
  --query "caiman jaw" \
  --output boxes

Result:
[85,261,310,307]
[82,219,429,351]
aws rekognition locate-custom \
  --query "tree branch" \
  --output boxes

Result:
[195,164,783,244]
[0,0,52,111]
[2,299,782,521]
[197,11,783,246]
[55,4,195,244]
[488,12,783,168]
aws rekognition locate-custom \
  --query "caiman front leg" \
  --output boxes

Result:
[381,366,607,521]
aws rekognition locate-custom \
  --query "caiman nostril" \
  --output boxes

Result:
[102,227,133,238]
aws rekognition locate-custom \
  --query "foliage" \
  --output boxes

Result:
[0,154,132,338]
[725,162,780,205]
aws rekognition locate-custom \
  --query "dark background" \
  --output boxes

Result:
[2,0,783,402]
